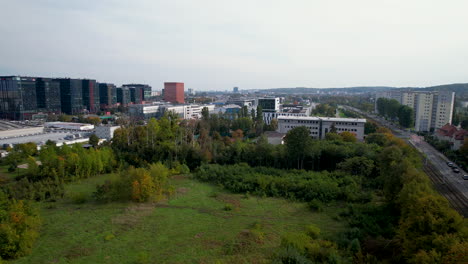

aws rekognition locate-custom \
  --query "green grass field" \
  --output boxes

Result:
[11,174,346,264]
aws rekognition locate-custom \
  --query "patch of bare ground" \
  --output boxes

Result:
[216,194,241,209]
[64,246,94,260]
[171,174,188,180]
[111,203,155,232]
[177,187,189,194]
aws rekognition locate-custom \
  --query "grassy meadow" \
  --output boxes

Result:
[10,174,346,264]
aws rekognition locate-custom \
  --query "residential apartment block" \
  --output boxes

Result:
[376,90,455,132]
[277,116,366,140]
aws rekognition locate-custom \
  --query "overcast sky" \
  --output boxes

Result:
[1,0,467,90]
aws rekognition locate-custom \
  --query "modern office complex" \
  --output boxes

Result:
[0,75,153,120]
[277,116,366,140]
[36,78,61,114]
[164,82,184,104]
[81,79,99,113]
[99,83,117,109]
[55,78,84,115]
[122,84,152,104]
[258,97,281,112]
[116,87,131,106]
[0,76,38,120]
[258,97,313,125]
[376,90,455,131]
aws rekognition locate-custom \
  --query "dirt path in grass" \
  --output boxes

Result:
[111,203,156,232]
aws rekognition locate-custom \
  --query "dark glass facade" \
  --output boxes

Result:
[116,87,131,106]
[258,98,277,112]
[99,83,117,109]
[123,84,151,103]
[36,78,61,113]
[82,79,99,113]
[55,78,84,115]
[0,76,38,120]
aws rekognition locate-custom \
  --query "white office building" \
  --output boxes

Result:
[277,116,366,140]
[129,103,215,120]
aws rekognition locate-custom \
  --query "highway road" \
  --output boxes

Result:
[410,135,468,200]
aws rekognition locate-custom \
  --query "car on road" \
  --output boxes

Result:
[462,175,468,180]
[447,162,454,167]
[452,168,460,173]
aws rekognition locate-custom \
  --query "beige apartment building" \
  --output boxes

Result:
[375,90,455,132]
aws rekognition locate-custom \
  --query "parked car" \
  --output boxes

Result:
[447,162,454,167]
[462,175,468,180]
[452,168,460,173]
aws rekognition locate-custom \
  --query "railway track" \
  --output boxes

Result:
[422,162,468,217]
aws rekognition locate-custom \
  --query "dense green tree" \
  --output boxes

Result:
[365,133,389,146]
[398,105,414,128]
[325,133,341,141]
[364,122,378,134]
[340,131,357,142]
[312,104,336,117]
[201,106,210,120]
[256,105,263,122]
[89,134,100,148]
[284,126,313,169]
[231,117,253,135]
[0,193,41,259]
[376,98,401,120]
[337,156,374,177]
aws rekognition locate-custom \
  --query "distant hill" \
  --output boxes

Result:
[259,86,395,94]
[418,83,468,96]
[258,83,468,97]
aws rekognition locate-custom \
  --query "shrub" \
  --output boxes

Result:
[0,198,41,259]
[349,238,361,254]
[223,204,233,211]
[305,224,321,239]
[308,199,323,212]
[281,232,312,254]
[272,246,313,264]
[93,164,173,203]
[70,192,88,204]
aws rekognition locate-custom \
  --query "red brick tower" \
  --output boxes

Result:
[164,82,184,104]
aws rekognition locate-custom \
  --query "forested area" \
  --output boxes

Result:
[192,127,467,263]
[0,110,466,263]
[312,103,336,117]
[376,98,414,128]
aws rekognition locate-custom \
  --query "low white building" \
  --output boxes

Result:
[0,126,44,139]
[94,126,120,140]
[163,104,215,119]
[44,122,94,131]
[129,103,215,120]
[277,116,366,140]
